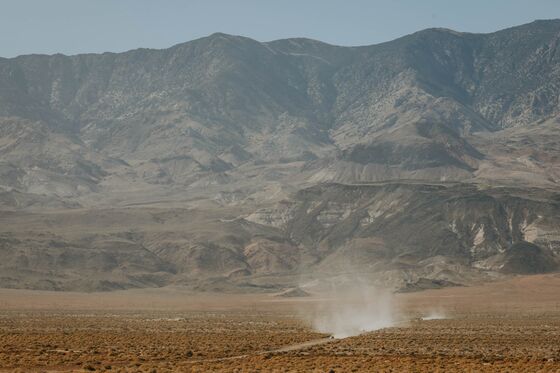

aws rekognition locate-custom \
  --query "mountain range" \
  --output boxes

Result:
[1,20,559,291]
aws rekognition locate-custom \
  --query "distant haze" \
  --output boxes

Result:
[1,0,559,57]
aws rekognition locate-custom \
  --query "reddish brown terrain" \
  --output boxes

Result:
[0,274,559,372]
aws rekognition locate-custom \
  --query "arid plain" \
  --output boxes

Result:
[0,274,559,372]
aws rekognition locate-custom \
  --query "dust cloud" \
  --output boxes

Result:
[301,277,397,338]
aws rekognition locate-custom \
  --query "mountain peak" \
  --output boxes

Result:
[207,32,247,40]
[201,32,260,45]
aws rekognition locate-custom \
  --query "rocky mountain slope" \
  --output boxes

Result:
[1,20,560,291]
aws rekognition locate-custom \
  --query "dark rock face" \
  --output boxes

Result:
[501,242,558,274]
[396,278,462,293]
[1,20,560,291]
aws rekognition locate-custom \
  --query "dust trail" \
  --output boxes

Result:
[421,309,447,320]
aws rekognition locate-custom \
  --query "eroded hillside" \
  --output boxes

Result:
[1,20,560,290]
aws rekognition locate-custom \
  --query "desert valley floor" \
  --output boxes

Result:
[0,274,559,372]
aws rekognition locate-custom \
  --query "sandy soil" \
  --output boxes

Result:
[0,274,559,372]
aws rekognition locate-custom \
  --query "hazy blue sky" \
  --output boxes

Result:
[1,0,559,58]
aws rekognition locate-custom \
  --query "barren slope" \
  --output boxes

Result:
[1,20,560,290]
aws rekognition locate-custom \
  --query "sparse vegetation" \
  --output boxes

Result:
[0,275,559,372]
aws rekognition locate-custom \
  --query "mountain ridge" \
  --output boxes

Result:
[6,18,560,60]
[1,19,560,291]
